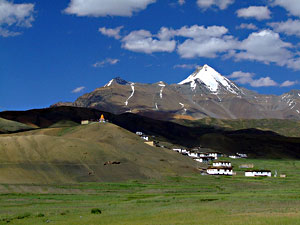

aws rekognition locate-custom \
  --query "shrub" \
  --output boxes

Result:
[37,213,45,217]
[60,210,70,216]
[91,208,102,214]
[16,213,31,219]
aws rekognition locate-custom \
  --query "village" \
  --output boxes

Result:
[81,116,284,178]
[135,131,285,178]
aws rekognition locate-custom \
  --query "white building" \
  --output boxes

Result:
[207,167,233,176]
[194,157,215,163]
[245,170,271,177]
[136,131,143,136]
[188,152,198,158]
[229,155,241,159]
[81,120,89,125]
[181,149,188,154]
[213,161,231,168]
[141,136,149,141]
[173,148,182,153]
[237,153,248,158]
[205,152,223,159]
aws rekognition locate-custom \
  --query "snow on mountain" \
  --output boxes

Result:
[104,77,129,87]
[179,64,240,94]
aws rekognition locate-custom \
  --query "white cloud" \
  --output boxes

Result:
[0,27,20,37]
[72,86,85,93]
[175,25,238,58]
[177,36,238,58]
[175,25,228,39]
[228,71,278,87]
[236,23,258,30]
[0,0,35,37]
[234,30,293,66]
[122,30,176,54]
[280,80,298,87]
[228,71,254,84]
[99,26,123,39]
[178,0,185,5]
[93,58,119,67]
[236,6,271,20]
[271,0,300,17]
[269,19,300,37]
[64,0,156,17]
[197,0,234,10]
[251,77,277,87]
[173,64,198,69]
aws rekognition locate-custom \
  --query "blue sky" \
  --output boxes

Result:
[1,0,300,111]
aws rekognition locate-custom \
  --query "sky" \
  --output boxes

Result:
[1,0,300,111]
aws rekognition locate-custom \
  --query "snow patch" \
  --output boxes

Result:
[297,110,300,114]
[104,79,114,87]
[179,64,238,94]
[179,103,184,108]
[124,83,135,106]
[155,103,159,110]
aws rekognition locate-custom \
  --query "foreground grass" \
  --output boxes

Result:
[1,159,300,225]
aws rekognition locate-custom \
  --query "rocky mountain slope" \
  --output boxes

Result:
[52,65,300,120]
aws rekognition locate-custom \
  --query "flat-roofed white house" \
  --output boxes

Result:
[173,148,182,153]
[237,153,248,158]
[194,156,215,163]
[136,131,143,136]
[81,120,89,125]
[141,136,149,141]
[207,152,223,159]
[213,161,232,168]
[207,167,233,176]
[188,152,198,158]
[245,170,271,177]
[229,155,241,159]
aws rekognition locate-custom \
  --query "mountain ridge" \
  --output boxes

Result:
[51,65,300,120]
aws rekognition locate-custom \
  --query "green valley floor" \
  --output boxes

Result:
[1,159,300,225]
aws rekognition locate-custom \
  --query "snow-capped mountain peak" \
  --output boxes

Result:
[178,64,239,94]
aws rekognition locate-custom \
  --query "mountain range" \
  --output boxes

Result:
[52,65,300,120]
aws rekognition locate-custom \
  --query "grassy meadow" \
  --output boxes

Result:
[1,159,300,225]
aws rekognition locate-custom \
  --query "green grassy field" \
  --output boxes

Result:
[1,159,300,225]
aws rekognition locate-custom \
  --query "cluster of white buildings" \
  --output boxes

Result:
[229,153,248,159]
[172,148,223,163]
[207,161,233,176]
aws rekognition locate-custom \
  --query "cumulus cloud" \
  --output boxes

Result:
[280,80,298,87]
[117,25,300,71]
[173,64,199,69]
[64,0,156,17]
[251,77,278,87]
[175,25,238,58]
[236,6,271,20]
[236,23,258,30]
[197,0,234,10]
[93,58,119,67]
[72,86,85,93]
[0,0,35,37]
[175,25,228,39]
[271,0,300,17]
[122,30,176,54]
[269,19,300,37]
[228,71,278,87]
[177,36,238,58]
[99,26,123,39]
[234,30,293,66]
